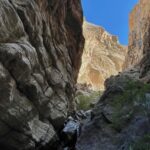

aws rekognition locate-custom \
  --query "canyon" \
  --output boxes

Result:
[77,0,150,149]
[78,21,127,90]
[0,0,150,150]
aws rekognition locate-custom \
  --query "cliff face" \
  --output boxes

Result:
[78,21,127,90]
[77,1,150,149]
[0,0,84,149]
[124,0,150,78]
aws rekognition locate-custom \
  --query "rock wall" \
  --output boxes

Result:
[77,1,150,149]
[78,21,127,90]
[124,0,150,78]
[77,69,150,150]
[0,0,84,149]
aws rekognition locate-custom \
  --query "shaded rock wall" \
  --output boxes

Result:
[0,0,84,149]
[77,70,150,150]
[78,21,127,90]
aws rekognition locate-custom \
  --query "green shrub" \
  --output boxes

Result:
[111,80,150,130]
[76,91,102,110]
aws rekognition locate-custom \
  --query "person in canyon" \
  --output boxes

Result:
[61,116,81,150]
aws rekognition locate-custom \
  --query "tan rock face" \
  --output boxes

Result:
[124,0,150,76]
[78,21,127,90]
[0,0,84,149]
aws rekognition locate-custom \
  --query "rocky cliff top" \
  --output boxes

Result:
[78,21,127,90]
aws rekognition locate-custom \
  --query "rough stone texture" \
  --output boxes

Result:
[0,0,84,149]
[124,0,150,77]
[78,21,127,90]
[77,0,150,149]
[77,70,150,150]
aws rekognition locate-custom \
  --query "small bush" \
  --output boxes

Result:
[76,91,102,111]
[111,80,150,130]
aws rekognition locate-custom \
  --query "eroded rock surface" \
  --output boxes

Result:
[124,0,150,77]
[0,0,84,149]
[77,1,150,149]
[77,69,150,150]
[78,21,127,90]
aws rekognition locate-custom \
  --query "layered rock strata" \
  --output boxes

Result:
[78,21,127,90]
[124,0,150,78]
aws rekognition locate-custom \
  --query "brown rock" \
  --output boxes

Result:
[124,0,150,79]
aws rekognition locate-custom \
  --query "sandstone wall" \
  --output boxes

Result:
[78,21,127,90]
[0,0,84,149]
[124,0,150,79]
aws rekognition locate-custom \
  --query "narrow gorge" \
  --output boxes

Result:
[77,0,150,150]
[0,0,150,150]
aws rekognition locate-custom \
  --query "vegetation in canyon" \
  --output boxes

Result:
[76,90,102,110]
[111,79,150,131]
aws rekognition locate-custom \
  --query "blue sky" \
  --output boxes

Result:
[81,0,138,45]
